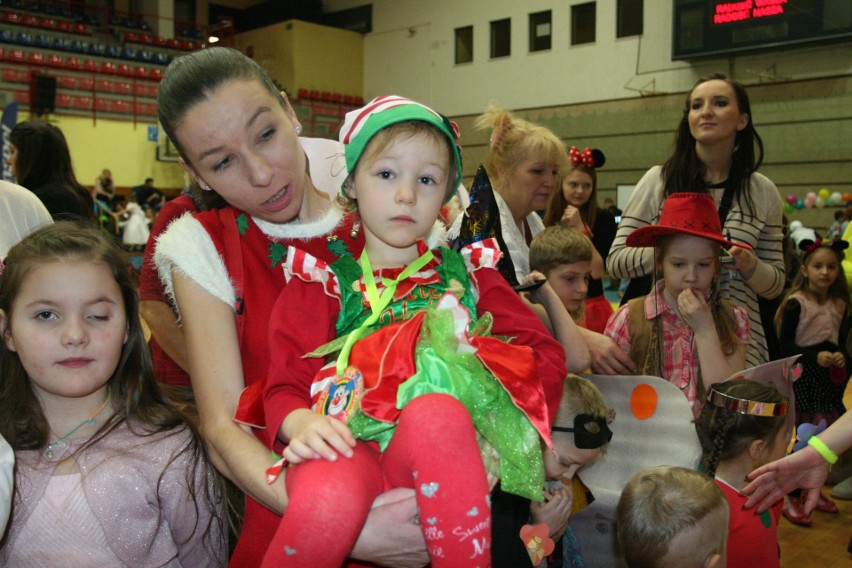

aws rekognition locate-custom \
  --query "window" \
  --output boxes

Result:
[571,2,596,45]
[529,10,552,52]
[617,0,643,38]
[490,18,511,58]
[455,26,473,64]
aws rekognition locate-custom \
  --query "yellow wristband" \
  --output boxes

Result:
[807,436,838,464]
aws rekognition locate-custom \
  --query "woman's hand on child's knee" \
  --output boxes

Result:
[282,410,356,463]
[351,488,428,568]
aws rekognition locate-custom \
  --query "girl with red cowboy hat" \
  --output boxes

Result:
[604,192,751,416]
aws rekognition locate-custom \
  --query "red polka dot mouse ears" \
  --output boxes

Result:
[569,146,606,169]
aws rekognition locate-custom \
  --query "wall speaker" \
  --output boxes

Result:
[30,74,57,114]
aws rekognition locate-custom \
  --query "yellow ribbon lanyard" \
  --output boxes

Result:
[335,248,434,374]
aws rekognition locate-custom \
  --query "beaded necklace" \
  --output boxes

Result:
[45,388,112,460]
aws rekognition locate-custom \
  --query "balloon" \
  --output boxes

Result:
[843,192,852,203]
[818,188,830,200]
[796,198,804,210]
[814,196,825,208]
[783,202,795,213]
[806,191,817,200]
[804,197,815,209]
[785,194,797,204]
[829,192,843,206]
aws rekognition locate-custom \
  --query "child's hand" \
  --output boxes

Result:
[281,409,356,464]
[560,206,584,231]
[676,288,713,333]
[530,485,573,539]
[521,271,551,305]
[819,351,846,368]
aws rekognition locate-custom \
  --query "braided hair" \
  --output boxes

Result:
[695,380,787,478]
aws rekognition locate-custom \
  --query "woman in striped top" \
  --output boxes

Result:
[607,73,784,367]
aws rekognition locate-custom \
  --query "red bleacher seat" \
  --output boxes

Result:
[95,98,113,112]
[47,54,63,67]
[78,77,95,90]
[95,79,114,92]
[74,96,93,110]
[56,20,71,33]
[116,81,131,95]
[151,35,165,47]
[39,17,58,29]
[64,56,83,70]
[14,91,29,104]
[134,65,149,79]
[100,61,117,75]
[28,52,45,66]
[117,63,132,77]
[297,88,308,99]
[9,49,25,63]
[72,23,90,35]
[149,68,163,80]
[124,31,140,43]
[164,38,180,49]
[2,68,25,82]
[140,33,153,45]
[56,93,73,108]
[83,59,98,72]
[3,12,21,25]
[58,75,78,89]
[113,100,130,113]
[22,14,37,27]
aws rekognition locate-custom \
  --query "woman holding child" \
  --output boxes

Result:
[607,73,785,368]
[154,47,426,566]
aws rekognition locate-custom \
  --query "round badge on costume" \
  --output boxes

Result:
[314,366,364,423]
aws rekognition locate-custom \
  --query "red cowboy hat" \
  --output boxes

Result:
[626,192,752,250]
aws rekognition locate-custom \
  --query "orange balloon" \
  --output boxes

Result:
[843,192,852,203]
[630,383,658,420]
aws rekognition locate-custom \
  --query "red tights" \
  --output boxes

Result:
[261,394,491,567]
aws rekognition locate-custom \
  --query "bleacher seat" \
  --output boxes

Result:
[52,37,69,51]
[74,95,92,110]
[113,99,130,113]
[56,93,73,107]
[56,20,71,33]
[164,38,180,49]
[95,97,113,112]
[14,90,28,103]
[100,61,116,74]
[149,67,163,80]
[0,30,14,43]
[104,45,120,58]
[27,52,45,65]
[8,49,24,62]
[46,53,63,67]
[21,14,36,27]
[16,32,33,45]
[64,56,83,70]
[82,58,98,72]
[87,42,105,56]
[117,63,132,76]
[134,65,148,79]
[96,78,114,92]
[38,17,57,29]
[72,22,90,35]
[78,77,94,90]
[116,81,131,94]
[70,40,86,53]
[34,35,51,48]
[2,12,21,24]
[58,75,78,88]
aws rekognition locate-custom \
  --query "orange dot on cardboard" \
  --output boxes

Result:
[630,383,658,420]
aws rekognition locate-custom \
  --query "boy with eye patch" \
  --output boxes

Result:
[530,374,612,567]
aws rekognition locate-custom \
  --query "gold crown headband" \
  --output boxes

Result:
[707,387,788,417]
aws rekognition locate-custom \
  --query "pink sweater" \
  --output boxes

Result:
[1,420,226,567]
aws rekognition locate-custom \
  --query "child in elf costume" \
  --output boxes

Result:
[258,96,567,567]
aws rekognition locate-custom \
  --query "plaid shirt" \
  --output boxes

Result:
[605,280,750,415]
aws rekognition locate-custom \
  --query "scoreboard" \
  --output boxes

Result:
[673,0,852,60]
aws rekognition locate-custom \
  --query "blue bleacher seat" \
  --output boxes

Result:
[70,40,85,53]
[87,42,105,56]
[34,35,50,48]
[136,50,152,63]
[16,32,33,45]
[120,46,135,60]
[104,44,120,58]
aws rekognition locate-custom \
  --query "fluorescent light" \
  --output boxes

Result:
[208,35,219,43]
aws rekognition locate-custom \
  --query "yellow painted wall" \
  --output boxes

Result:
[50,115,185,190]
[235,20,362,96]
